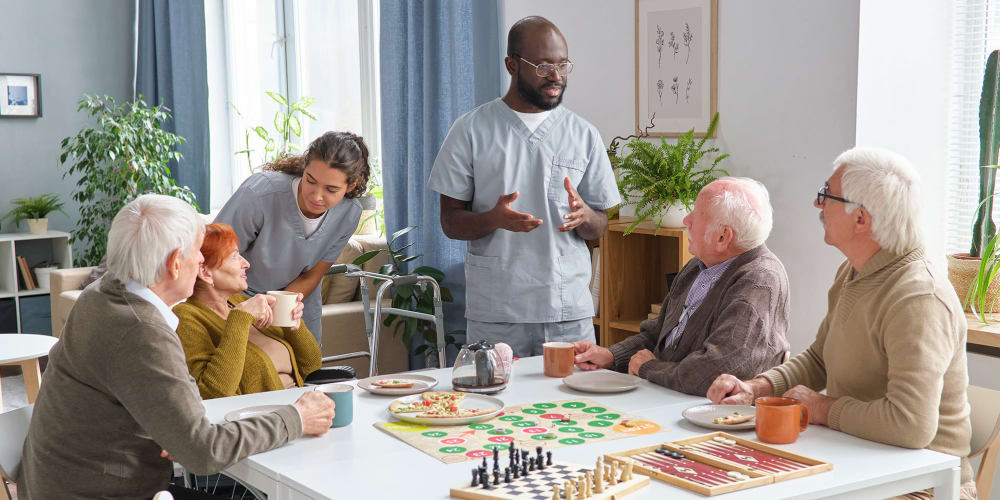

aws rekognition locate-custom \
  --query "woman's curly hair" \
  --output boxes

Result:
[264,131,370,199]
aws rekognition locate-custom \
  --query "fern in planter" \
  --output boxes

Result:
[59,94,198,266]
[612,113,728,235]
[3,193,66,229]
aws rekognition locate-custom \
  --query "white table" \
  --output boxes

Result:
[202,356,962,499]
[0,333,58,412]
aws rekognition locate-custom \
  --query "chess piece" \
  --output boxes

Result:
[564,480,575,500]
[547,450,553,466]
[609,461,618,485]
[482,457,488,471]
[504,467,511,484]
[471,468,479,487]
[577,475,585,497]
[594,462,604,493]
[493,469,500,486]
[529,457,535,471]
[521,462,528,478]
[624,461,634,481]
[536,447,545,470]
[513,464,520,479]
[552,484,561,500]
[481,469,491,490]
[585,471,593,497]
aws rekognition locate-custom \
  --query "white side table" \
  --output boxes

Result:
[0,334,58,412]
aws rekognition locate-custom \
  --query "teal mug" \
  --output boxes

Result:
[315,383,354,428]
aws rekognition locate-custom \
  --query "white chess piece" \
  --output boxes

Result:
[585,471,593,497]
[594,459,605,493]
[577,475,585,497]
[564,479,575,500]
[609,460,619,485]
[552,484,561,500]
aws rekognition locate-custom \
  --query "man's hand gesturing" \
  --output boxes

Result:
[491,191,543,232]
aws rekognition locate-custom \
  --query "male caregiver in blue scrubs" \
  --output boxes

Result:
[428,16,621,357]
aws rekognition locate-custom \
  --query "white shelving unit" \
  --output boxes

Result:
[0,231,72,334]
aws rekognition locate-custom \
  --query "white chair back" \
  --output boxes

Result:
[968,385,1000,499]
[0,405,33,499]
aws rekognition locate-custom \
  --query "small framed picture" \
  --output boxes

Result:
[0,73,42,118]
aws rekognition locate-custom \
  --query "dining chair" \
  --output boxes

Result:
[0,405,33,500]
[969,384,1000,499]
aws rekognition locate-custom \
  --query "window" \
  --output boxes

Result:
[946,1,1000,254]
[206,0,381,215]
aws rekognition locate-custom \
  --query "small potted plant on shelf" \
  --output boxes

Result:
[611,113,728,235]
[948,50,1000,321]
[3,193,66,234]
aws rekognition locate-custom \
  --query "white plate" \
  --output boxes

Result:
[562,370,641,393]
[357,373,438,396]
[682,404,757,430]
[224,404,288,422]
[387,393,504,425]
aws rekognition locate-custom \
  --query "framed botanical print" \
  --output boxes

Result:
[635,0,717,136]
[0,73,42,118]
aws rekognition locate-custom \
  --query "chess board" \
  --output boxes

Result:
[606,432,832,496]
[450,461,649,500]
[376,398,662,463]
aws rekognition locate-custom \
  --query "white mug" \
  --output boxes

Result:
[266,291,298,328]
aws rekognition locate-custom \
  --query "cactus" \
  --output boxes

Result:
[971,50,1000,257]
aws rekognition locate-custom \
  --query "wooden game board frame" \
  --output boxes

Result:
[450,460,650,500]
[606,432,832,496]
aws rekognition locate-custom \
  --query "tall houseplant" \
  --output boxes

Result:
[59,94,198,267]
[353,226,462,366]
[949,50,1000,320]
[232,91,317,174]
[611,113,728,235]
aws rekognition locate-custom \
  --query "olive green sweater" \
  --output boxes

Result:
[173,293,321,399]
[761,248,973,484]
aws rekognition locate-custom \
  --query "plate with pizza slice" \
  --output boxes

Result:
[682,403,757,430]
[357,373,438,396]
[387,391,504,425]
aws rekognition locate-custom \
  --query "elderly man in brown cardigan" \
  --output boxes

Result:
[18,194,335,500]
[574,177,790,396]
[707,148,975,499]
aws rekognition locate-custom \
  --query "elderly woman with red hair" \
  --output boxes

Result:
[173,223,321,399]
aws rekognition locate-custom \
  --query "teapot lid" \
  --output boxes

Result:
[465,340,495,351]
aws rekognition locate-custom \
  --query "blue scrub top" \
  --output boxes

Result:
[428,98,621,323]
[216,171,362,343]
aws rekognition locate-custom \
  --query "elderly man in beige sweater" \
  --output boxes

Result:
[573,177,790,396]
[707,147,975,500]
[19,194,335,499]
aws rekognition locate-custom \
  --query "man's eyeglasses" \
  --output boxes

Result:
[816,183,859,207]
[516,56,574,78]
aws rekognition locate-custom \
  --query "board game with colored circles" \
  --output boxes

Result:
[375,398,662,464]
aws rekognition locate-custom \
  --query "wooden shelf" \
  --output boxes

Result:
[966,313,1000,349]
[608,319,644,333]
[592,316,600,325]
[608,217,686,237]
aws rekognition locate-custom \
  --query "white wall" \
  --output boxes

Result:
[502,0,860,355]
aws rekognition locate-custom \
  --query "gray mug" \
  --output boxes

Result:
[315,383,354,427]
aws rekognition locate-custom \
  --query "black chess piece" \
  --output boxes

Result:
[471,468,479,487]
[481,469,491,490]
[493,470,500,485]
[546,450,553,466]
[493,447,499,464]
[482,457,488,470]
[513,464,520,479]
[504,467,512,484]
[521,462,528,478]
[528,457,535,471]
[536,447,545,470]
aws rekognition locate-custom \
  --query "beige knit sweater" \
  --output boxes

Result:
[761,248,972,483]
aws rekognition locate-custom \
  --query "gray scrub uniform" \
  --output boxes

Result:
[428,98,621,355]
[216,171,362,346]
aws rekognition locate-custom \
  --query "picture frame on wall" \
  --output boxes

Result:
[635,0,717,137]
[0,73,42,118]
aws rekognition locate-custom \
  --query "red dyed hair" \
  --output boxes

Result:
[200,223,240,270]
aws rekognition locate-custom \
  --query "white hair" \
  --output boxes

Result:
[107,194,204,287]
[705,177,774,250]
[833,146,922,254]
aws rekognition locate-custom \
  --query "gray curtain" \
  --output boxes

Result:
[380,0,502,362]
[135,0,210,211]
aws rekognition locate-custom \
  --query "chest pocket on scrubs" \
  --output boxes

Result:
[547,156,585,202]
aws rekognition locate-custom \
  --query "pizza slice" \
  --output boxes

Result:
[713,412,755,425]
[372,379,416,389]
[389,399,434,414]
[418,405,494,418]
[421,391,467,404]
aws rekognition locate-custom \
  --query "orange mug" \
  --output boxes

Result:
[755,396,809,444]
[543,342,575,377]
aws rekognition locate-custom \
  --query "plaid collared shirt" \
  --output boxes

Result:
[659,256,736,350]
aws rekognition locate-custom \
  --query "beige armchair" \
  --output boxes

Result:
[48,234,409,378]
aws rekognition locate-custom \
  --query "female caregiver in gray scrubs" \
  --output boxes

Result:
[215,131,370,346]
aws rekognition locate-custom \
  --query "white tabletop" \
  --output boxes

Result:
[202,356,961,500]
[0,333,58,363]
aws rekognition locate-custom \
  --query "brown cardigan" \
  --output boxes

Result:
[609,244,790,395]
[19,275,302,499]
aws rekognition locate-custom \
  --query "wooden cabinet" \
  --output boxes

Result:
[594,218,693,347]
[0,231,72,334]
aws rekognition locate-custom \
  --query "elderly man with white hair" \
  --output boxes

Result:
[19,194,336,500]
[707,147,975,500]
[573,177,790,396]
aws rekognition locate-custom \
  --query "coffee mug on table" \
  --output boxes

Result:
[315,383,354,428]
[755,396,809,444]
[266,290,298,328]
[543,341,575,377]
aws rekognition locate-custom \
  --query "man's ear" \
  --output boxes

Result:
[504,56,517,77]
[854,206,872,236]
[165,248,183,280]
[716,225,735,251]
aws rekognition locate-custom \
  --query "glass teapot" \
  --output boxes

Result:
[451,340,511,394]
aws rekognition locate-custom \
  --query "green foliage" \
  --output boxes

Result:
[966,187,1000,323]
[59,94,198,267]
[232,91,317,174]
[971,50,1000,257]
[3,193,66,227]
[612,113,728,235]
[352,226,462,358]
[358,156,386,237]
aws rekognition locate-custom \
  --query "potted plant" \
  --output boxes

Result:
[611,113,728,235]
[232,91,317,174]
[948,50,1000,320]
[3,193,66,234]
[353,225,462,368]
[32,260,59,290]
[59,94,198,267]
